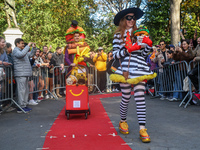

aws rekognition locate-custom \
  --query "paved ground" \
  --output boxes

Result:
[0,93,200,150]
[0,99,65,150]
[100,94,200,150]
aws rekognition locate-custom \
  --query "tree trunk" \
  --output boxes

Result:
[170,0,182,45]
[197,13,200,27]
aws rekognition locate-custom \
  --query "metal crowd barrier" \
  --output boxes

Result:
[106,73,113,92]
[106,73,121,93]
[29,66,57,100]
[0,63,109,114]
[0,65,25,114]
[153,61,192,108]
[87,66,101,93]
[52,66,68,98]
[52,66,101,96]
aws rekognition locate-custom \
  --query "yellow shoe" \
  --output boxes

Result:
[119,121,129,134]
[139,129,151,143]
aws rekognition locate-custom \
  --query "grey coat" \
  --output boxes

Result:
[52,53,64,66]
[12,45,36,77]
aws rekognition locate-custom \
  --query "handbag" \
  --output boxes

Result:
[106,59,114,74]
[123,71,129,80]
[183,77,189,91]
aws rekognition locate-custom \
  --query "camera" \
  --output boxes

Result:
[157,49,161,52]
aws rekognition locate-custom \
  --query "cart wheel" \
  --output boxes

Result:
[88,108,91,115]
[67,113,70,120]
[85,113,88,119]
[65,110,67,116]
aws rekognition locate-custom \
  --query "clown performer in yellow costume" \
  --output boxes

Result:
[64,20,90,85]
[110,8,157,143]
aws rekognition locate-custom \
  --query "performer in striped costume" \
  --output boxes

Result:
[111,8,157,143]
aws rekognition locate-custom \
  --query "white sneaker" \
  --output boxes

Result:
[28,100,38,105]
[6,107,16,112]
[112,89,116,92]
[115,89,119,92]
[41,93,44,98]
[168,97,177,102]
[45,95,50,99]
[160,96,166,100]
[36,100,41,103]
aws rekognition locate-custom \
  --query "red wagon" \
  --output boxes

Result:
[65,66,90,119]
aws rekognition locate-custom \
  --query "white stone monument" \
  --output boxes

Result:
[3,28,23,49]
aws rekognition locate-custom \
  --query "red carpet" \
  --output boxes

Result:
[43,92,132,150]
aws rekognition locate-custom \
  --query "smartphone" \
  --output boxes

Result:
[195,29,197,35]
[178,42,181,47]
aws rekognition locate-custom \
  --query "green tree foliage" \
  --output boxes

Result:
[143,0,200,44]
[0,0,148,53]
[0,0,8,36]
[142,0,171,45]
[85,24,116,53]
[87,0,148,53]
[97,0,147,13]
[0,0,96,51]
[180,0,200,40]
[86,11,117,53]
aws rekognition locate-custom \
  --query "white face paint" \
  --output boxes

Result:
[137,34,147,46]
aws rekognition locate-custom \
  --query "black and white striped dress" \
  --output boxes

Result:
[112,28,152,125]
[112,28,153,79]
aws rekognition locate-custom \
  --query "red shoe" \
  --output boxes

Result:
[37,96,43,100]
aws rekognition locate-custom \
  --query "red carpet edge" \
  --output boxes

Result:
[42,92,132,150]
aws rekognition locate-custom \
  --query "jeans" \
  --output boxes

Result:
[157,72,163,95]
[33,76,39,100]
[173,71,182,99]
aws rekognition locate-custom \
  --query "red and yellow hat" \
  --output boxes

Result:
[65,20,86,43]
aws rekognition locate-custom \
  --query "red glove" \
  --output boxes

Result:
[142,36,153,47]
[127,42,141,53]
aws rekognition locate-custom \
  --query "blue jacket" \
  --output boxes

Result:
[0,50,8,63]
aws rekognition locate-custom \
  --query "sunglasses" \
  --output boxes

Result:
[160,44,165,46]
[125,15,136,21]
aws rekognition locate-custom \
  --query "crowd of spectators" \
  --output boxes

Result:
[0,36,114,113]
[1,29,200,113]
[145,31,200,105]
